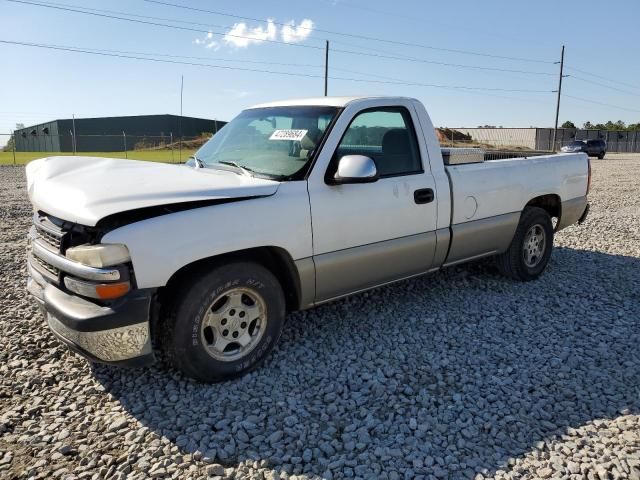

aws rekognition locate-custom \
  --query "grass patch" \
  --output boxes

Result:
[0,149,197,165]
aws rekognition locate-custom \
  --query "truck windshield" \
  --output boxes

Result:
[195,106,339,180]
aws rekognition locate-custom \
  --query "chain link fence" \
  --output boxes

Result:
[3,127,637,167]
[453,127,640,153]
[437,127,552,163]
[1,132,210,165]
[536,128,640,153]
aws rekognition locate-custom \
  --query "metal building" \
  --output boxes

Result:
[14,114,226,152]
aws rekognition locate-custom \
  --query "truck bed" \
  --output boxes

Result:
[444,152,589,225]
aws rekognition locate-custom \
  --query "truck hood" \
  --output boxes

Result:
[26,156,280,226]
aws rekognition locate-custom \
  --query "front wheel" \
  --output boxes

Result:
[496,207,554,281]
[597,152,605,159]
[160,261,286,382]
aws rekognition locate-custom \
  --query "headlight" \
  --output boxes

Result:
[66,244,130,268]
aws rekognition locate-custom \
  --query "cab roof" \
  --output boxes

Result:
[246,96,416,109]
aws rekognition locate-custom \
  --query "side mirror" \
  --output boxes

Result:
[333,155,379,184]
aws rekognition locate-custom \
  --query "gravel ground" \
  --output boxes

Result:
[1,157,639,480]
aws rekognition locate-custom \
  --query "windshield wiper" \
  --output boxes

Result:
[217,160,255,176]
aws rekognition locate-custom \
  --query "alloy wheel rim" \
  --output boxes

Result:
[523,224,546,268]
[200,287,267,362]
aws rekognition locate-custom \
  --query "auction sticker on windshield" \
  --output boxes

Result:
[269,129,308,141]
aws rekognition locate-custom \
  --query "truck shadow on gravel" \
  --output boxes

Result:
[93,246,640,479]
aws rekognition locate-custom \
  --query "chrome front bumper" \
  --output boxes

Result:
[47,311,152,365]
[27,231,155,367]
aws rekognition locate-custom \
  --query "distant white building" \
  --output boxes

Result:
[455,128,537,149]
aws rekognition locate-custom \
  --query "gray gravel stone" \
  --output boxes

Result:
[0,157,639,479]
[206,464,224,476]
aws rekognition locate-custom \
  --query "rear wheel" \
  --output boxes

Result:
[160,261,286,382]
[598,152,605,159]
[496,207,554,281]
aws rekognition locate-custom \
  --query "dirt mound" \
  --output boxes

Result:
[436,128,472,143]
[135,133,212,151]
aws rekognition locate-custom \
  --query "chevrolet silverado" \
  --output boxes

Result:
[25,96,590,381]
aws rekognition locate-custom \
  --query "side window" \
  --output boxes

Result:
[335,108,422,177]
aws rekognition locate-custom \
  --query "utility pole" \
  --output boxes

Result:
[11,130,16,166]
[72,114,77,155]
[552,45,565,153]
[179,74,183,162]
[324,40,329,96]
[170,132,174,163]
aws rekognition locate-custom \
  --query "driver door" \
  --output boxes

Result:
[307,101,439,302]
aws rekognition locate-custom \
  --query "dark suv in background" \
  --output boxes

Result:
[561,139,607,159]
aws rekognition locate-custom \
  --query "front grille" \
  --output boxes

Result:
[33,213,65,252]
[36,227,62,250]
[32,253,60,279]
[30,212,69,285]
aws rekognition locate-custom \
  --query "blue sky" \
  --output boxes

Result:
[1,0,639,143]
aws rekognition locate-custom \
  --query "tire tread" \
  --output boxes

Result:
[158,261,285,382]
[496,207,553,281]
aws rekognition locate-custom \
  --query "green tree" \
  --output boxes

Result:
[2,134,15,152]
[582,120,640,131]
[561,121,576,128]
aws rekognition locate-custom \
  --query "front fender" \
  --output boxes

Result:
[101,182,313,288]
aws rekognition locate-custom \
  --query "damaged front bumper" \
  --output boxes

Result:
[27,228,155,368]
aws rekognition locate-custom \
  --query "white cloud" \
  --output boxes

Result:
[195,18,314,50]
[281,19,314,43]
[224,19,277,48]
[194,31,219,50]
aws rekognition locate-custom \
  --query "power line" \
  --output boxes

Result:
[33,0,255,33]
[0,39,555,93]
[5,0,326,51]
[565,66,640,91]
[16,0,240,31]
[18,40,324,69]
[5,0,556,77]
[145,0,554,64]
[6,0,640,120]
[328,67,554,105]
[569,75,640,97]
[330,46,555,76]
[326,39,557,79]
[318,0,521,43]
[0,39,326,77]
[0,37,551,96]
[563,94,640,114]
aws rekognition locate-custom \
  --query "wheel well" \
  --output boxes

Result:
[525,194,561,221]
[158,247,302,314]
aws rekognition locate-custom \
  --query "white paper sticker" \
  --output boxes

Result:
[269,129,308,141]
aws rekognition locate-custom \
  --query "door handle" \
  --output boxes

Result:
[414,188,434,204]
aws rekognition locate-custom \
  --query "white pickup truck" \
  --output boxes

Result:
[26,96,590,381]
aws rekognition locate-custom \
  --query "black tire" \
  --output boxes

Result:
[160,261,286,382]
[496,207,554,281]
[598,152,605,159]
